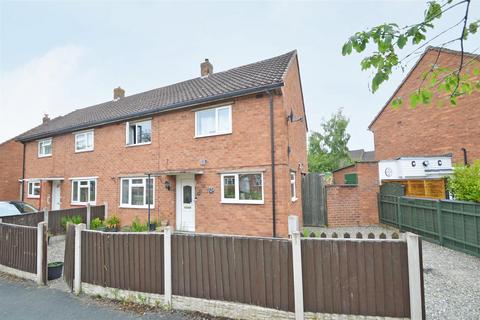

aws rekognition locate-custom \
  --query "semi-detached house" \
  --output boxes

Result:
[16,51,308,237]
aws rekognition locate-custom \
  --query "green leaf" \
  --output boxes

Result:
[397,35,408,49]
[409,92,420,108]
[473,68,479,76]
[425,1,442,22]
[342,41,353,56]
[391,97,403,108]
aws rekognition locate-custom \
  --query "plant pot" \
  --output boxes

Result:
[96,226,107,232]
[149,223,157,231]
[108,227,119,232]
[48,262,63,280]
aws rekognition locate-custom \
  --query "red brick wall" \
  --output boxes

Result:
[0,139,23,201]
[371,50,480,164]
[22,57,307,237]
[327,162,379,226]
[326,185,359,226]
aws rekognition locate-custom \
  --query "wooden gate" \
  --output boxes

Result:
[63,224,76,291]
[302,173,327,226]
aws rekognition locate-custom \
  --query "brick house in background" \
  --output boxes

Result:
[0,138,23,200]
[15,51,308,237]
[370,47,480,164]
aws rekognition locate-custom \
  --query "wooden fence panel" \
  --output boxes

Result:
[302,173,326,226]
[90,205,105,221]
[172,234,294,312]
[301,239,410,317]
[48,207,87,234]
[441,201,480,256]
[379,195,480,256]
[2,212,44,227]
[0,223,38,274]
[63,224,76,291]
[81,231,164,294]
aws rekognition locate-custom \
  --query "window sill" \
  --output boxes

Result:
[75,149,94,154]
[38,155,52,158]
[71,202,96,206]
[27,195,40,199]
[125,142,152,148]
[195,131,232,139]
[119,205,155,209]
[221,200,264,205]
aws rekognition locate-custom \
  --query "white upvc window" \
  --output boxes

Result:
[290,171,297,201]
[120,177,155,208]
[126,119,152,146]
[71,178,96,205]
[220,172,264,204]
[38,138,52,157]
[27,181,41,198]
[195,105,232,137]
[75,130,94,152]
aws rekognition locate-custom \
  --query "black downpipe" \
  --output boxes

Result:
[461,148,468,166]
[21,142,26,201]
[267,91,276,238]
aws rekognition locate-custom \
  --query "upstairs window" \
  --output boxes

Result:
[27,181,41,198]
[75,130,94,152]
[195,105,231,137]
[120,177,154,208]
[221,172,263,204]
[38,138,52,157]
[126,120,152,146]
[71,179,96,204]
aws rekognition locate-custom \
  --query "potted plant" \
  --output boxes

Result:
[131,216,148,232]
[48,261,64,280]
[149,218,158,231]
[105,215,121,232]
[90,217,106,231]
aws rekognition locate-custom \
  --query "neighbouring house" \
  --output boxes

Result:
[15,51,308,237]
[369,46,480,165]
[348,149,375,162]
[0,138,23,200]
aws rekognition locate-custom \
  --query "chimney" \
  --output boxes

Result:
[42,114,50,124]
[201,59,213,77]
[114,86,125,100]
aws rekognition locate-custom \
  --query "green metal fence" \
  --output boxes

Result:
[379,194,480,257]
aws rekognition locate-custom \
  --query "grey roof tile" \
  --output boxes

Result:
[17,50,296,141]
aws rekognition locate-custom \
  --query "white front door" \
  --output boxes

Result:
[176,175,195,232]
[51,181,61,210]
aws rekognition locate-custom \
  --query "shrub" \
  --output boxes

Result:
[90,217,104,230]
[105,215,121,229]
[131,216,148,232]
[61,215,83,229]
[447,161,480,202]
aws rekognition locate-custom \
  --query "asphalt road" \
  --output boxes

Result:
[0,275,189,320]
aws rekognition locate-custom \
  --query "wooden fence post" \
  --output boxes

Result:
[86,204,91,230]
[74,223,86,295]
[406,232,423,320]
[43,208,49,230]
[36,222,46,285]
[103,201,109,220]
[397,196,403,231]
[436,200,443,245]
[291,231,304,320]
[164,226,172,308]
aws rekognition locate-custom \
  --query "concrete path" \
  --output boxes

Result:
[0,275,193,320]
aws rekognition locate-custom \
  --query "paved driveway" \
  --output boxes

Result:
[0,275,195,320]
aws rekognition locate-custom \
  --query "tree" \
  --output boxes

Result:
[342,0,480,107]
[447,160,480,202]
[308,109,352,173]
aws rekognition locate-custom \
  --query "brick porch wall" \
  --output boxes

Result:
[326,162,379,226]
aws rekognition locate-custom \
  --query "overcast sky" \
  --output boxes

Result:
[1,0,478,149]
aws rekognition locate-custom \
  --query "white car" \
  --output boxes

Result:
[0,201,38,218]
